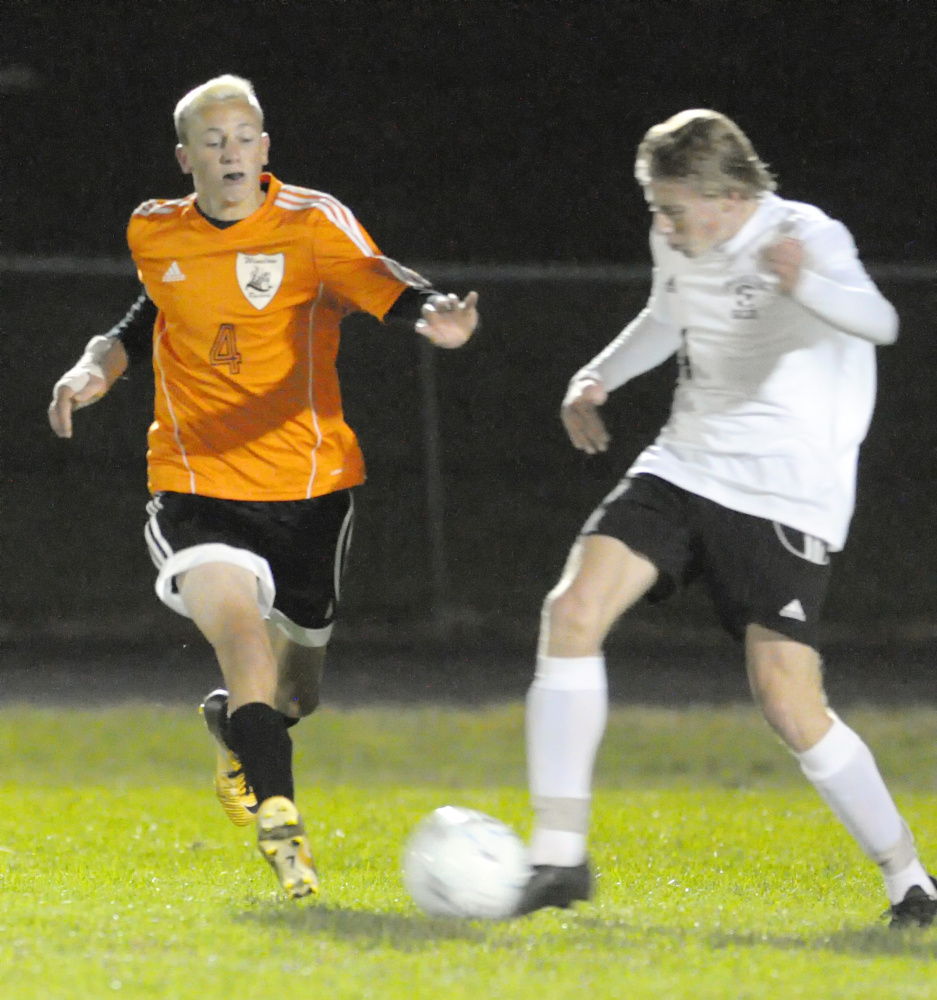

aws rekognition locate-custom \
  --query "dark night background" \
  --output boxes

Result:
[2,0,937,703]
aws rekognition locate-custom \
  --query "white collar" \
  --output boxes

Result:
[713,192,783,259]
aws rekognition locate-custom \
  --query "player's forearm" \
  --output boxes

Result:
[574,309,681,393]
[792,270,898,346]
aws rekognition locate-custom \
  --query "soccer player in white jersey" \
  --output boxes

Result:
[515,109,936,927]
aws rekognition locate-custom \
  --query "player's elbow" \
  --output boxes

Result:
[854,303,898,347]
[878,307,899,346]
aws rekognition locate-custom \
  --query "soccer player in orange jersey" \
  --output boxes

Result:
[48,74,478,899]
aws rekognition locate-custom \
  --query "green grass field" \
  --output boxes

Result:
[1,703,936,999]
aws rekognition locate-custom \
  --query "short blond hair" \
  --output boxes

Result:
[635,109,775,198]
[173,74,264,144]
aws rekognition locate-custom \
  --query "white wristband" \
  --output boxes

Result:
[54,363,105,395]
[53,335,111,395]
[562,374,603,408]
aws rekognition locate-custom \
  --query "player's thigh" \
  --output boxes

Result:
[745,623,831,750]
[179,561,265,644]
[545,475,696,643]
[547,534,659,630]
[567,473,695,616]
[745,624,826,702]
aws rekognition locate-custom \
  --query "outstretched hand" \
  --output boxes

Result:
[48,373,107,439]
[561,378,610,454]
[415,291,479,348]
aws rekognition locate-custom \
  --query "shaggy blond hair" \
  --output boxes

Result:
[173,74,263,144]
[635,109,775,198]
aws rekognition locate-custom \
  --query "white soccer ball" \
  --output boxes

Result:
[402,806,530,919]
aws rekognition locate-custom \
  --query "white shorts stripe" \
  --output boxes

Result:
[144,501,172,566]
[144,521,169,568]
[333,492,354,603]
[267,609,333,648]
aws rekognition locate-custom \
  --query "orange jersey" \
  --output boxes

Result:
[127,173,417,500]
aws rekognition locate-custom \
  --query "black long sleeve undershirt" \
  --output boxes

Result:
[104,291,157,367]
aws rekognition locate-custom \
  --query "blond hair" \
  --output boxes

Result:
[173,74,263,144]
[634,109,775,198]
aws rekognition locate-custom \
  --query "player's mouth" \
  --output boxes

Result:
[223,172,246,184]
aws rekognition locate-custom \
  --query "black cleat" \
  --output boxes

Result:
[887,880,937,928]
[514,860,593,916]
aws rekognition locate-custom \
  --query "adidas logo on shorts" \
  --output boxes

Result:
[779,598,806,622]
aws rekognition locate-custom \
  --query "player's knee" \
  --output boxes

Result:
[546,587,604,644]
[755,686,830,750]
[277,681,320,718]
[295,688,320,717]
[278,682,319,719]
[756,694,797,742]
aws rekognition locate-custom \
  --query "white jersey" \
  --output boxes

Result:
[574,193,898,550]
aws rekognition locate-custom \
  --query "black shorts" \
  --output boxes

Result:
[144,489,354,641]
[582,474,832,646]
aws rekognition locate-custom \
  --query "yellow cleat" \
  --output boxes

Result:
[256,796,319,899]
[199,689,258,827]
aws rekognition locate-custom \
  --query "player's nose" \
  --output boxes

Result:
[653,213,674,235]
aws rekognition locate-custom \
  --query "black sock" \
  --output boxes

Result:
[228,702,294,805]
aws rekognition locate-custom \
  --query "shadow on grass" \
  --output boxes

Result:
[708,924,937,959]
[237,903,490,949]
[238,902,937,957]
[557,917,937,959]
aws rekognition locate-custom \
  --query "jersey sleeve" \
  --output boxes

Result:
[792,218,898,345]
[311,206,427,320]
[571,231,681,393]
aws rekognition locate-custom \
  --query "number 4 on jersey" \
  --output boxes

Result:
[210,324,242,374]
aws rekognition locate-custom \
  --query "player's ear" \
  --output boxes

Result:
[261,132,270,166]
[175,144,192,175]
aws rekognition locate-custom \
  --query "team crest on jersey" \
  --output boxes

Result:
[236,253,285,310]
[725,275,770,319]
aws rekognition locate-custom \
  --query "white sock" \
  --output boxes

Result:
[797,717,934,903]
[526,655,607,866]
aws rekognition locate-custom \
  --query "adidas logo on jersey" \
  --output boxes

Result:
[779,599,806,622]
[162,261,186,282]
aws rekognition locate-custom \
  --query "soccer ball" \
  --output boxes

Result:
[402,806,530,919]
